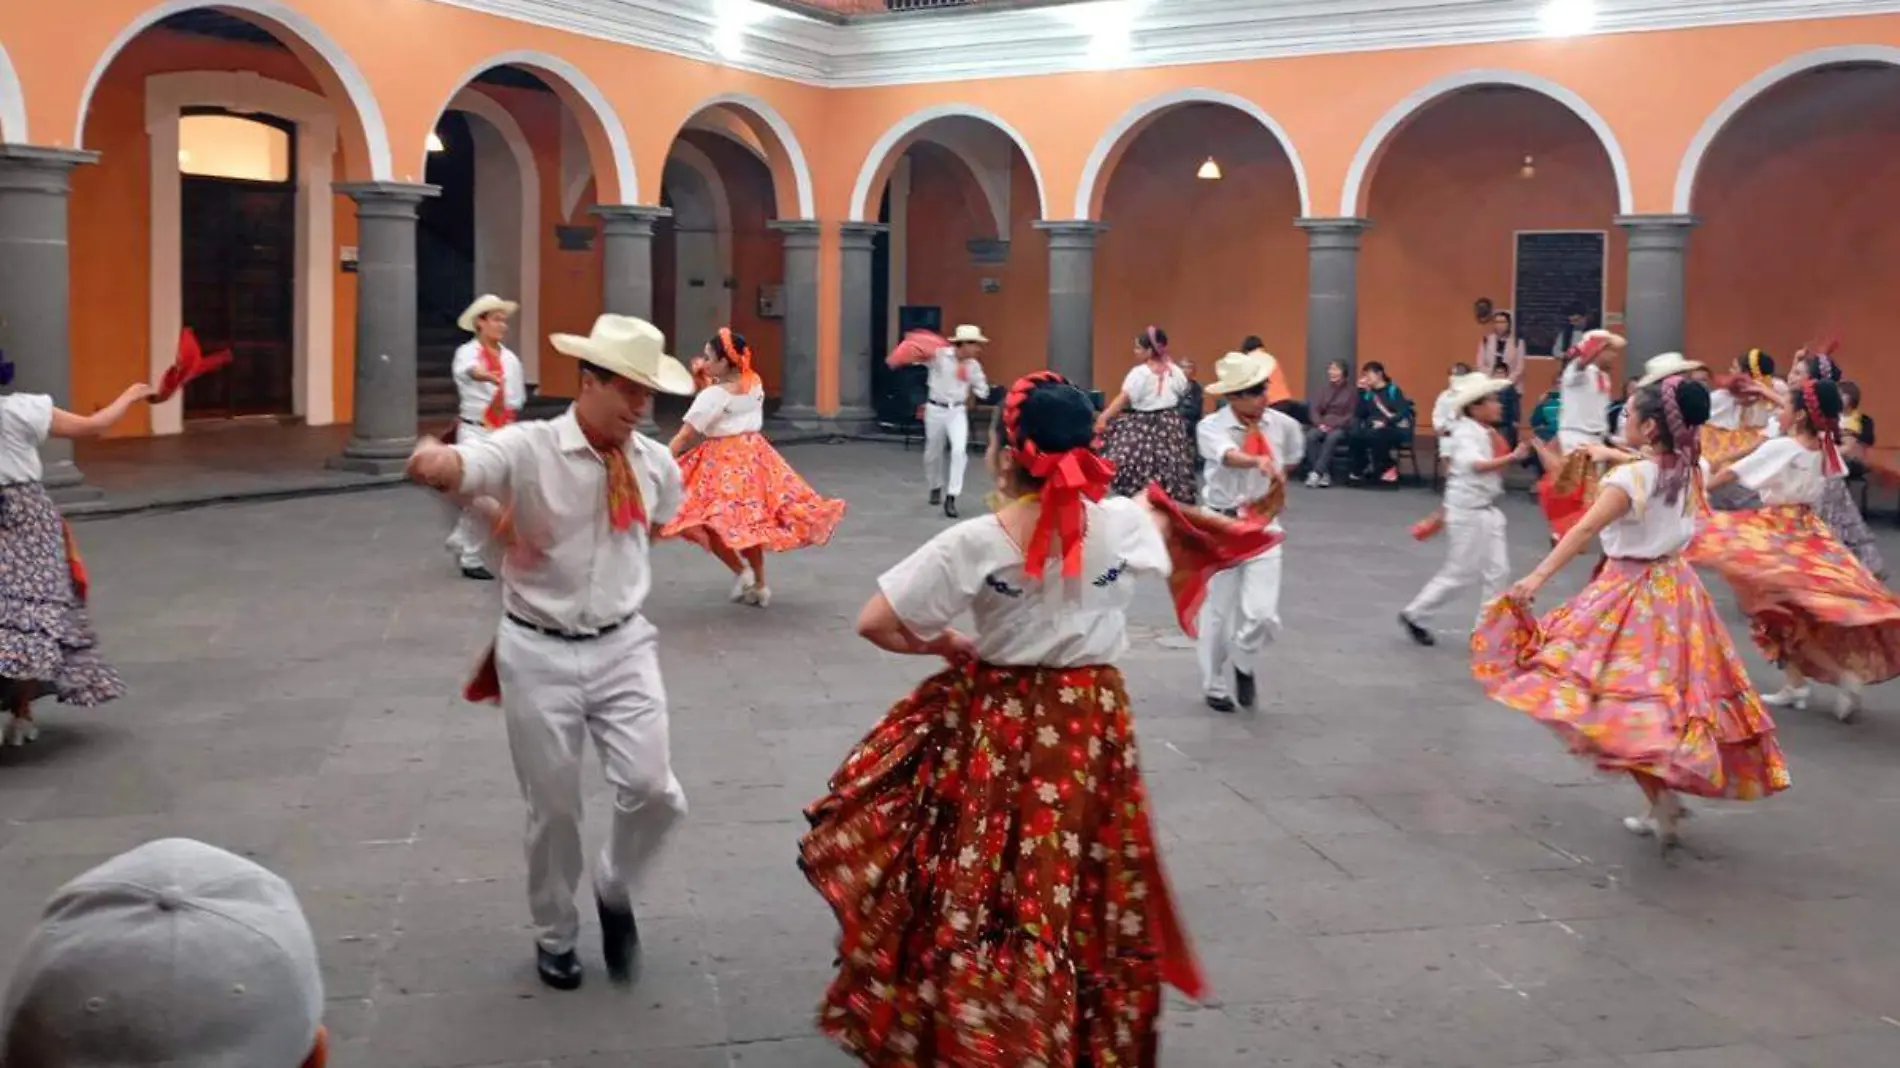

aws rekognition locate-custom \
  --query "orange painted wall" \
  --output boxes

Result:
[901,144,1051,388]
[685,131,785,396]
[1093,105,1306,396]
[1358,89,1626,413]
[1686,64,1900,432]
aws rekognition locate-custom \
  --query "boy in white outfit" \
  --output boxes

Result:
[407,314,692,993]
[447,294,528,580]
[1400,373,1529,645]
[921,324,990,518]
[1197,350,1304,712]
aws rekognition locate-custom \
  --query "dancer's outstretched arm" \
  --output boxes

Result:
[1509,484,1633,602]
[49,383,155,439]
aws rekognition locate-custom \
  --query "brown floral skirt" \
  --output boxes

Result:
[800,663,1203,1067]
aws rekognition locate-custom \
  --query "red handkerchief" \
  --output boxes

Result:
[887,329,948,369]
[1144,484,1283,638]
[151,329,234,404]
[464,645,500,704]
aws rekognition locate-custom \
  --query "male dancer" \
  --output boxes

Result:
[447,294,527,580]
[922,324,990,518]
[407,314,693,991]
[1197,350,1303,711]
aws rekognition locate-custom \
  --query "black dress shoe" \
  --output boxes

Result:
[461,565,495,581]
[597,896,641,986]
[1205,694,1236,714]
[536,945,583,991]
[1235,670,1257,709]
[1399,612,1436,647]
[929,489,942,506]
[943,495,959,519]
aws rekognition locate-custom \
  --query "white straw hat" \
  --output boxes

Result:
[1635,352,1705,388]
[949,324,989,345]
[1445,371,1510,413]
[1206,350,1277,395]
[457,294,519,333]
[550,315,696,396]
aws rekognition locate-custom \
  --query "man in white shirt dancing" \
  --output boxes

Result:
[407,314,693,992]
[921,324,990,518]
[447,294,528,580]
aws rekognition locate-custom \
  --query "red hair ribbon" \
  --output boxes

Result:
[719,327,761,392]
[1021,446,1115,580]
[1803,380,1846,478]
[151,329,233,404]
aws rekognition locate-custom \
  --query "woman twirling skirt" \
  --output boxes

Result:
[0,482,123,712]
[1102,408,1199,502]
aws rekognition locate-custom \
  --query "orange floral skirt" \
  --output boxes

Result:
[660,431,846,553]
[1688,505,1900,686]
[1473,562,1789,800]
[800,663,1203,1067]
[1700,425,1765,469]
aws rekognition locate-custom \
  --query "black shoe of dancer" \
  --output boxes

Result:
[943,495,959,519]
[929,489,942,506]
[598,896,641,986]
[462,565,495,581]
[536,945,583,990]
[1235,670,1257,708]
[1205,694,1236,714]
[1399,612,1435,646]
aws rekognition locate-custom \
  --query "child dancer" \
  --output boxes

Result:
[1784,350,1885,580]
[801,371,1281,1066]
[1690,378,1900,722]
[662,329,846,607]
[1534,331,1628,542]
[1475,377,1788,847]
[1196,350,1303,711]
[1400,374,1529,646]
[1098,326,1200,503]
[0,381,153,745]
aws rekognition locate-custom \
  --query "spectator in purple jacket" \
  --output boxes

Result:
[1303,359,1358,487]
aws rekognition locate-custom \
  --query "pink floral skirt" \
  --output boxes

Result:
[1472,559,1789,800]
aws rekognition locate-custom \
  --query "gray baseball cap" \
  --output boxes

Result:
[0,838,324,1067]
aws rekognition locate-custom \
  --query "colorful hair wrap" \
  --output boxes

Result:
[1655,377,1700,507]
[1799,379,1846,477]
[1744,348,1774,386]
[1002,371,1115,580]
[718,327,761,392]
[1143,325,1171,364]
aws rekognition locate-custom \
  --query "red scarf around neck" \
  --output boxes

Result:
[479,343,515,430]
[579,419,646,532]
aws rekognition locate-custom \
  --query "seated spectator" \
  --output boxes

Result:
[1430,362,1474,435]
[1348,362,1413,483]
[1303,359,1357,488]
[1841,380,1875,479]
[1,839,326,1068]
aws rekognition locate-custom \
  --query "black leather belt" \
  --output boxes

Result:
[506,612,633,642]
[927,400,964,409]
[460,418,487,428]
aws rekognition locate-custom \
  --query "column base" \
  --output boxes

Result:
[328,436,416,476]
[769,405,828,431]
[43,461,103,505]
[827,406,878,438]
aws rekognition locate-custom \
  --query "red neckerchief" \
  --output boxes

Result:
[1239,417,1273,461]
[1022,448,1115,580]
[479,343,514,430]
[1489,427,1512,458]
[579,418,645,533]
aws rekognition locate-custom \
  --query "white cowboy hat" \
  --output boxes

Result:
[1445,371,1510,414]
[457,294,519,333]
[1635,351,1705,388]
[549,315,696,396]
[949,324,989,345]
[1206,350,1277,396]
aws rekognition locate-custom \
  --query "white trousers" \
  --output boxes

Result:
[1404,505,1510,629]
[923,404,969,496]
[495,615,688,955]
[446,422,494,569]
[1198,546,1283,698]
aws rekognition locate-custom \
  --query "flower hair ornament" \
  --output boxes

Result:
[1799,379,1846,478]
[717,327,760,392]
[1143,326,1171,365]
[1001,370,1116,580]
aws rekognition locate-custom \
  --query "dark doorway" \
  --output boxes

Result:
[653,185,678,349]
[178,109,296,418]
[416,111,477,418]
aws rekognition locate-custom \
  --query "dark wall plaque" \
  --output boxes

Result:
[1513,231,1605,356]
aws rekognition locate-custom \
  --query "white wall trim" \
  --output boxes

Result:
[1339,68,1635,217]
[428,50,636,202]
[450,88,541,383]
[0,41,26,142]
[145,71,337,433]
[848,104,1048,222]
[83,0,388,177]
[678,91,815,218]
[1672,44,1900,213]
[1075,87,1311,219]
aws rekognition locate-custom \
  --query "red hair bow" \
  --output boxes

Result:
[1022,447,1114,580]
[151,329,233,404]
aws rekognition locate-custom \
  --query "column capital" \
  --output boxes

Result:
[1615,213,1697,250]
[334,180,438,220]
[1296,217,1371,248]
[0,145,99,194]
[838,221,887,248]
[1034,220,1108,247]
[592,204,670,235]
[769,218,823,247]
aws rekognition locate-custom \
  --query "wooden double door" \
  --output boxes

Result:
[179,164,296,418]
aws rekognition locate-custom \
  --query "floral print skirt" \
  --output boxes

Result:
[1102,409,1198,504]
[1689,504,1900,687]
[0,482,123,707]
[1472,561,1788,800]
[660,431,846,554]
[800,662,1203,1067]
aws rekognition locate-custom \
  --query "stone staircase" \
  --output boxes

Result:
[417,326,462,420]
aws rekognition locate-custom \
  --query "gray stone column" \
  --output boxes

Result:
[592,205,669,432]
[1295,218,1370,389]
[1616,214,1696,380]
[0,146,99,501]
[768,219,821,427]
[330,181,437,473]
[1033,221,1105,391]
[835,222,885,434]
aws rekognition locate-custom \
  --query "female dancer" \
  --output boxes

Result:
[1783,350,1885,580]
[1096,326,1199,502]
[1,381,154,744]
[802,371,1281,1066]
[1690,379,1900,721]
[1475,376,1788,847]
[661,329,846,607]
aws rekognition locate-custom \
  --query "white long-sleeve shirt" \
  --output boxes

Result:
[925,347,987,407]
[1198,406,1304,528]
